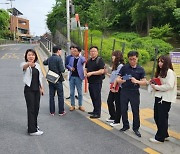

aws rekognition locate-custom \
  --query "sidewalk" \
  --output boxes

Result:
[36,45,180,154]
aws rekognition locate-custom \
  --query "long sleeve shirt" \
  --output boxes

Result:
[153,69,177,103]
[20,62,43,87]
[43,54,65,75]
[109,64,123,83]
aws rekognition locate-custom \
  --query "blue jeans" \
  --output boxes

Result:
[69,76,83,106]
[49,81,64,114]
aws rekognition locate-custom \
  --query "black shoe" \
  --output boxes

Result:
[75,95,78,99]
[90,114,100,119]
[120,127,129,132]
[66,96,70,99]
[134,130,141,137]
[88,112,94,115]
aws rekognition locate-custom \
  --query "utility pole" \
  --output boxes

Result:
[7,0,15,40]
[66,0,71,55]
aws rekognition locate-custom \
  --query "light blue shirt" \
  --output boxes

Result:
[109,64,123,83]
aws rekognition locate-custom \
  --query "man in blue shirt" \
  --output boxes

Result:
[114,51,147,137]
[65,45,78,100]
[66,46,86,111]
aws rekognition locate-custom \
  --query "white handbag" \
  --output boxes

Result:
[46,70,60,83]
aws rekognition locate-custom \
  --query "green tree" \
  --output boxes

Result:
[0,9,10,30]
[74,0,94,25]
[128,0,176,34]
[173,8,180,34]
[46,0,66,34]
[0,9,11,39]
[86,0,116,31]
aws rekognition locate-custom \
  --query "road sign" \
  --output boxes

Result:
[170,52,180,77]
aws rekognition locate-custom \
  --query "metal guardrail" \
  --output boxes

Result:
[39,41,51,57]
[0,40,19,45]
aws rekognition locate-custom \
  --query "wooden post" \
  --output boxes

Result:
[151,47,158,78]
[100,36,103,57]
[112,39,116,51]
[84,24,88,93]
[122,42,125,55]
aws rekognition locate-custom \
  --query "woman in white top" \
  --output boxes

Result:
[149,55,177,143]
[20,49,44,136]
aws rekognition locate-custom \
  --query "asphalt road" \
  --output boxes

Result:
[0,44,146,154]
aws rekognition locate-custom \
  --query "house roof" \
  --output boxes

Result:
[8,7,23,16]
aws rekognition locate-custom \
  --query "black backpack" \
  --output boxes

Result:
[95,57,105,80]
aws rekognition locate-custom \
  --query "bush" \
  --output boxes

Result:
[112,32,139,41]
[149,24,173,40]
[69,30,173,65]
[142,61,154,77]
[89,30,102,37]
[0,30,13,40]
[131,38,144,49]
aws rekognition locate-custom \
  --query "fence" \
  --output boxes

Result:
[56,21,127,63]
[0,40,19,45]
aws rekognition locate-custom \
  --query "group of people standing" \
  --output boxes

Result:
[20,45,177,144]
[105,50,177,142]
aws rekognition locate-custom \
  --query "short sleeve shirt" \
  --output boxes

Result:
[119,63,145,90]
[85,56,105,83]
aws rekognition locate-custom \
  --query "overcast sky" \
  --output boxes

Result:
[1,0,55,36]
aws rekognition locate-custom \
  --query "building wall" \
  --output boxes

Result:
[10,16,30,34]
[10,15,31,40]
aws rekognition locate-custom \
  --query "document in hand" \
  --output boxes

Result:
[150,78,161,85]
[46,70,60,83]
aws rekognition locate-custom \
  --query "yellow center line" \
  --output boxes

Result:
[35,48,47,77]
[144,148,160,154]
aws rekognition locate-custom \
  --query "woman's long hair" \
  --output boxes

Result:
[112,50,124,71]
[155,55,174,78]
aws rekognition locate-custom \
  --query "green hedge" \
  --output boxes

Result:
[70,30,173,65]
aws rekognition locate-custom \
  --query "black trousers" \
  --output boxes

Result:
[24,86,40,133]
[107,88,121,123]
[89,83,102,116]
[154,97,171,142]
[120,89,140,130]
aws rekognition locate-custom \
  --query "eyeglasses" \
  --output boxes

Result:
[90,50,97,52]
[128,58,137,61]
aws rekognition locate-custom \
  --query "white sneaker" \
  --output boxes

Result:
[106,118,114,122]
[27,126,40,132]
[29,130,44,136]
[59,111,66,116]
[37,126,40,131]
[110,122,120,127]
[165,137,170,141]
[149,138,162,143]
